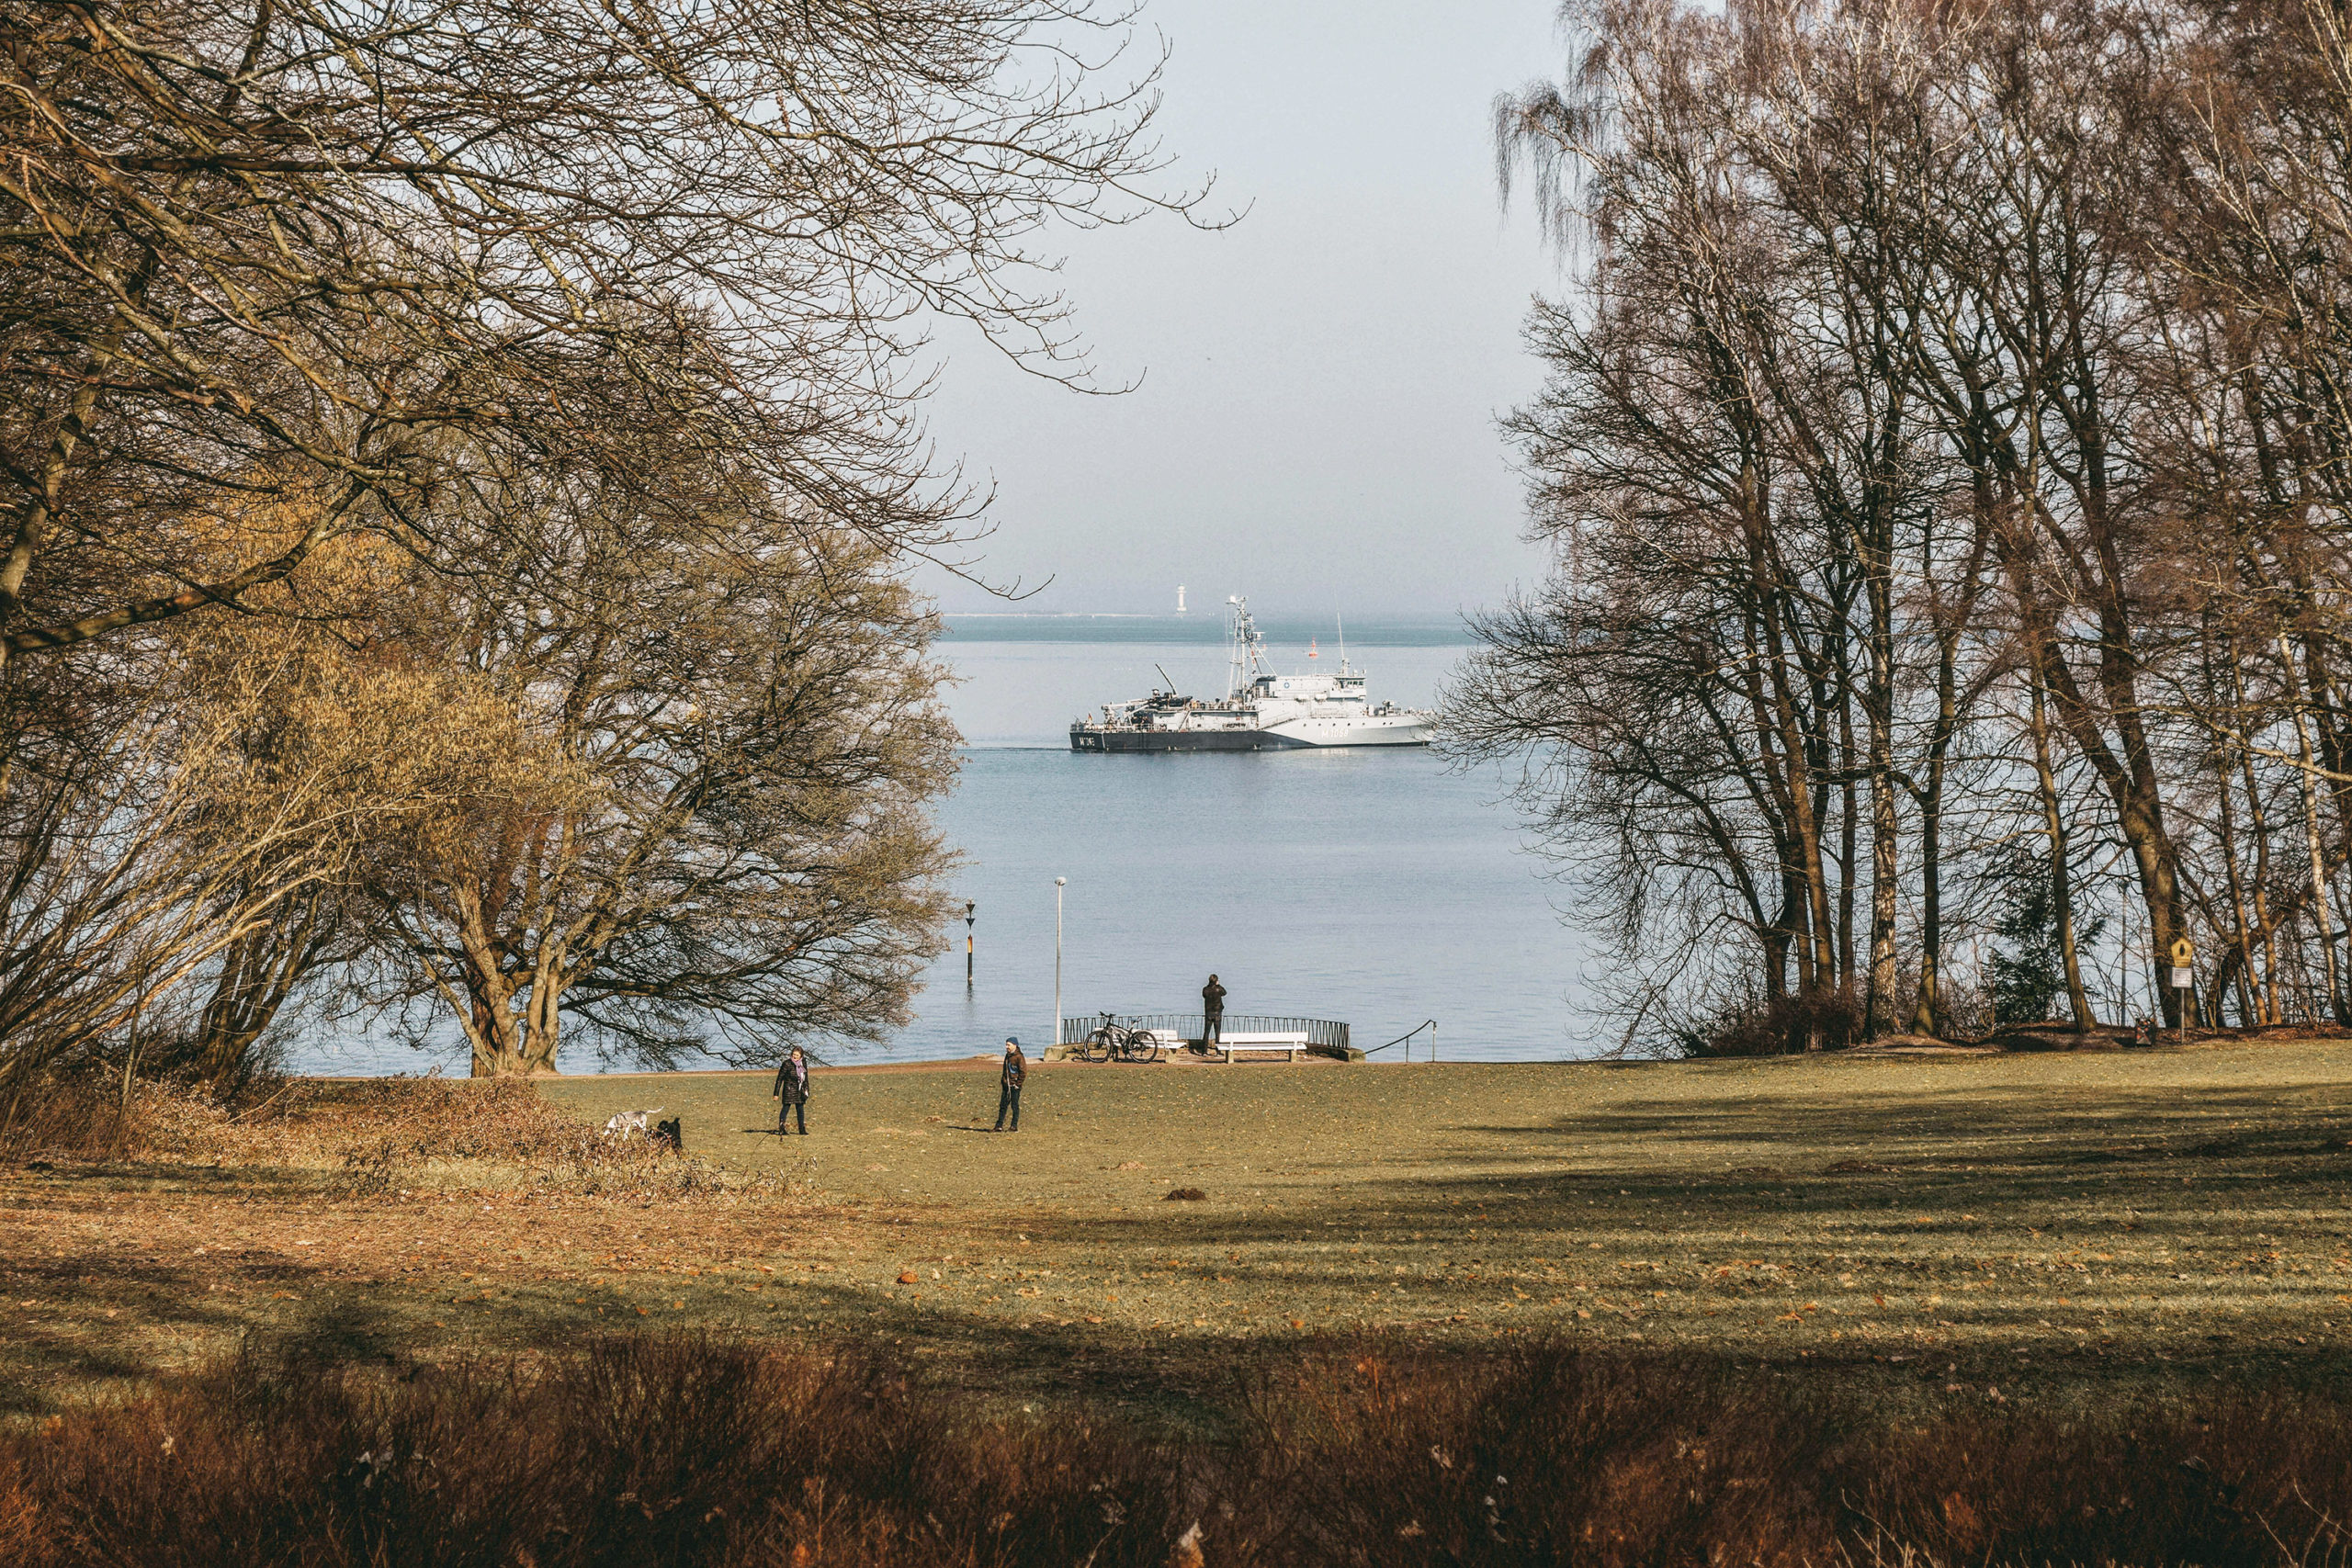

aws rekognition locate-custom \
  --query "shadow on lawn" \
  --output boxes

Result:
[977,1079,2352,1402]
[1424,1077,2352,1224]
[1455,1076,2352,1154]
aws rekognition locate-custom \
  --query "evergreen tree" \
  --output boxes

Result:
[1989,847,2105,1025]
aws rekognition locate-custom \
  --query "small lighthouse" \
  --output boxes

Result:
[1176,584,1187,614]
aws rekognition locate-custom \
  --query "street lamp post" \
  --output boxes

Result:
[1053,876,1067,1054]
[965,900,975,987]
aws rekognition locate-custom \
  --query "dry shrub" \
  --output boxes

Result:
[326,1079,769,1200]
[1231,1347,2350,1565]
[0,1336,1180,1568]
[0,1337,2345,1566]
[5,1074,775,1200]
[0,1069,397,1168]
[1225,1341,1835,1565]
[332,1077,620,1175]
[1671,989,1866,1057]
[0,1067,153,1162]
[1845,1397,2352,1567]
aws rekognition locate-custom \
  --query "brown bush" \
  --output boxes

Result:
[1222,1341,1837,1565]
[324,1079,776,1200]
[1844,1397,2352,1567]
[0,1336,1180,1568]
[0,1337,2343,1566]
[0,1065,161,1163]
[1671,989,1866,1057]
[3,1074,772,1200]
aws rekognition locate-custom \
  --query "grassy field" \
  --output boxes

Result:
[1,1042,2346,1424]
[535,1043,2352,1408]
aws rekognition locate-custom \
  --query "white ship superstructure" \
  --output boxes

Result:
[1070,598,1436,751]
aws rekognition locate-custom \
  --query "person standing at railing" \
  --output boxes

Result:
[1201,974,1227,1049]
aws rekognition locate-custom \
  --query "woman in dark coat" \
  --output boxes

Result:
[994,1037,1025,1133]
[773,1045,810,1134]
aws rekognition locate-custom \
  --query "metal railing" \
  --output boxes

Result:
[1364,1019,1437,1062]
[1058,1011,1351,1055]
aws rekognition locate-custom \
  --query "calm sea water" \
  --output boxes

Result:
[286,616,1594,1073]
[903,616,1591,1064]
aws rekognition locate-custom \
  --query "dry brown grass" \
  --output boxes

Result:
[0,1335,2344,1567]
[2,1072,783,1201]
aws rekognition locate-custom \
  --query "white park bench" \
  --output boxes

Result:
[1210,1030,1311,1063]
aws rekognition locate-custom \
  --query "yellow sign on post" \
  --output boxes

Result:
[2167,937,2195,1043]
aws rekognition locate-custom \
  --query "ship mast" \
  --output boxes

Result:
[1225,596,1271,698]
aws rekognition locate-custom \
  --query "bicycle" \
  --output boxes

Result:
[1080,1013,1166,1064]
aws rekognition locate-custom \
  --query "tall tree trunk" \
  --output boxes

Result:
[194,892,333,1089]
[1863,558,1901,1040]
[2233,654,2283,1022]
[448,887,563,1077]
[2214,735,2262,1027]
[1867,759,1900,1039]
[1838,698,1859,1004]
[2281,631,2348,1024]
[1907,526,1981,1039]
[0,335,113,687]
[1862,526,1900,1043]
[2029,673,2093,1031]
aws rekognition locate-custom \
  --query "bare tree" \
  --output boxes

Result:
[356,480,958,1076]
[1465,0,2271,1046]
[0,629,435,1097]
[0,0,1201,685]
[0,0,1208,1078]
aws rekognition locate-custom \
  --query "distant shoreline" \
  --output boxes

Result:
[941,612,1469,622]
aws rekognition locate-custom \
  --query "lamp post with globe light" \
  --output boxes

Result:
[1053,877,1067,1053]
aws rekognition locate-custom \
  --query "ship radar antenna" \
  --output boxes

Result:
[1224,595,1271,698]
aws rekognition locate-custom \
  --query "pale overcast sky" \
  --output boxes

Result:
[916,0,1567,621]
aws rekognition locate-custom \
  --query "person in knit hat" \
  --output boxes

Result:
[994,1037,1026,1133]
